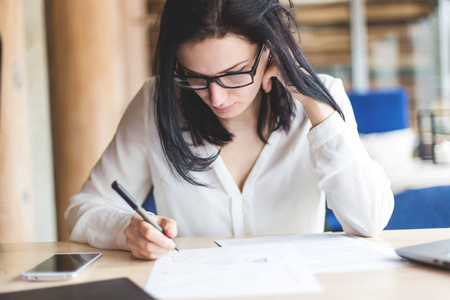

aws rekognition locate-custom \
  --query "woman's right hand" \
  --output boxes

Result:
[124,213,178,260]
[262,54,334,128]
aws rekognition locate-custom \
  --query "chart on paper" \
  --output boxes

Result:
[217,232,408,273]
[145,244,321,299]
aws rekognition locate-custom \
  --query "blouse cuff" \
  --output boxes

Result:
[116,214,133,250]
[307,111,346,151]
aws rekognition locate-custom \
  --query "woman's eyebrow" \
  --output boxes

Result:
[181,60,249,76]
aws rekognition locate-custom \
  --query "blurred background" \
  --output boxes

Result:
[0,0,449,243]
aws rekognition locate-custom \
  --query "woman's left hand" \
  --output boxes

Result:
[261,55,335,128]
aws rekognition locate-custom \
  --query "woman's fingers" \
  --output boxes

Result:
[124,214,178,260]
[128,237,169,260]
[155,215,178,238]
[262,57,311,106]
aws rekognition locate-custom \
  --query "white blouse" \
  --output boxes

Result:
[65,74,394,250]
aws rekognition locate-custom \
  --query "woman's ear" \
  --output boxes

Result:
[262,64,275,94]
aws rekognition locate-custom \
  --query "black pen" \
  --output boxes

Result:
[111,180,180,251]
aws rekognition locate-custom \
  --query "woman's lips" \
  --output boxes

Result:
[213,103,236,113]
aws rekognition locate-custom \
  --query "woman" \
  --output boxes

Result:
[65,0,394,260]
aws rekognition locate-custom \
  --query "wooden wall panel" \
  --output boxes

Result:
[0,0,35,243]
[46,0,149,241]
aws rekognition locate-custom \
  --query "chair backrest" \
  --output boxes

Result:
[325,185,450,231]
[324,207,342,232]
[142,187,157,214]
[385,185,450,230]
[347,88,409,134]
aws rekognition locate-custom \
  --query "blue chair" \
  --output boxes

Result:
[385,185,450,230]
[325,207,343,232]
[142,187,157,214]
[325,185,450,231]
[347,88,410,134]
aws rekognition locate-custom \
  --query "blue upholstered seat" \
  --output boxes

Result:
[385,185,450,230]
[325,185,450,232]
[347,88,410,134]
[142,188,157,214]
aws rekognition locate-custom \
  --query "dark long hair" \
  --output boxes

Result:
[154,0,344,186]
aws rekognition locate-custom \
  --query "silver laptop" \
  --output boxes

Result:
[396,239,450,269]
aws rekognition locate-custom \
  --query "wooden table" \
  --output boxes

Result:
[1,228,450,299]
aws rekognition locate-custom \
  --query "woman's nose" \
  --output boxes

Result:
[208,82,228,107]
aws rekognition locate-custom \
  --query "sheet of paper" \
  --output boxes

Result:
[145,244,321,299]
[216,233,408,274]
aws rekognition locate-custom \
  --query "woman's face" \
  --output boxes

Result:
[176,35,270,121]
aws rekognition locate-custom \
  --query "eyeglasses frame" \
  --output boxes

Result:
[174,44,266,90]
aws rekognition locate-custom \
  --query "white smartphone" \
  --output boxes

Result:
[20,252,102,281]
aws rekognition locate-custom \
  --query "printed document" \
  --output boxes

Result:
[216,233,406,274]
[146,244,321,299]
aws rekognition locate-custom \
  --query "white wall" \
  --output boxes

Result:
[23,0,57,242]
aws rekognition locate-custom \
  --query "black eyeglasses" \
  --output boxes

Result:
[174,44,265,90]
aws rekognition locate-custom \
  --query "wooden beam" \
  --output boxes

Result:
[0,0,34,243]
[296,4,349,26]
[46,0,150,241]
[296,1,433,26]
[366,2,433,22]
[300,23,412,53]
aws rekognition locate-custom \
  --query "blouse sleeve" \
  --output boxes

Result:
[65,79,154,250]
[308,75,394,236]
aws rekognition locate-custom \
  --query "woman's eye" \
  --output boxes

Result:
[228,66,246,74]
